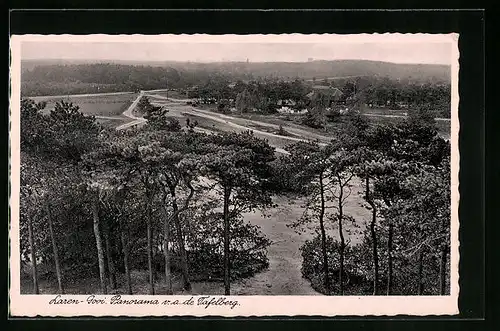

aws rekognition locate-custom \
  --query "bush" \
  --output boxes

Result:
[263,102,278,114]
[185,211,271,281]
[301,112,325,129]
[217,100,230,113]
[266,155,309,195]
[325,108,341,122]
[301,228,448,296]
[300,235,372,295]
[277,125,289,136]
[147,116,182,132]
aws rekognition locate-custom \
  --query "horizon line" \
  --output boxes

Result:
[21,58,452,66]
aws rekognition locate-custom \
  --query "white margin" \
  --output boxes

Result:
[9,33,460,317]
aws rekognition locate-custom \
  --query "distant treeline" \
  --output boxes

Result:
[188,77,451,118]
[21,63,450,118]
[22,59,451,82]
[21,60,450,95]
[341,76,451,117]
[21,64,184,96]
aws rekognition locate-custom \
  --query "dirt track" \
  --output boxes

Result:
[184,196,321,296]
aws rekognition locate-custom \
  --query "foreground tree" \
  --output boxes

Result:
[21,98,104,294]
[20,99,46,294]
[383,157,450,295]
[20,154,42,294]
[288,136,358,295]
[287,141,333,293]
[202,131,275,295]
[327,140,358,295]
[137,132,202,292]
[82,130,137,294]
[91,187,107,294]
[158,157,197,293]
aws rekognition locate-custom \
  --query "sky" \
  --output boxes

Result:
[19,35,454,65]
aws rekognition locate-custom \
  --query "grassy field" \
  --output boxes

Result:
[196,106,451,142]
[30,93,138,117]
[147,90,188,99]
[179,113,299,150]
[95,117,132,129]
[149,97,312,150]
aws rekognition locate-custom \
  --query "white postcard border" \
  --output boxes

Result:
[9,33,460,317]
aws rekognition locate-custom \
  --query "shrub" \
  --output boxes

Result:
[185,211,271,281]
[325,108,341,122]
[217,100,230,113]
[301,229,448,296]
[301,112,325,129]
[266,154,309,195]
[300,235,372,295]
[277,125,289,136]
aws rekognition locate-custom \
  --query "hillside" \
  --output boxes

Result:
[22,59,450,83]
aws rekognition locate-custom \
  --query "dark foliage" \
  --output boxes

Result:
[301,236,372,295]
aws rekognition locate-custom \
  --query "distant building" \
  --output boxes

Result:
[277,106,308,115]
[306,86,344,103]
[308,58,314,62]
[277,99,297,107]
[277,106,294,114]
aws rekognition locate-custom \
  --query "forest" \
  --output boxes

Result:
[187,77,451,119]
[21,62,451,120]
[22,59,451,84]
[20,92,451,296]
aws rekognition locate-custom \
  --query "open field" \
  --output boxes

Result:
[30,93,138,117]
[95,117,132,129]
[185,103,452,141]
[174,99,451,139]
[147,89,188,100]
[150,98,322,150]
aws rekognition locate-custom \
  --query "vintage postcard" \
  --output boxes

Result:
[9,33,459,317]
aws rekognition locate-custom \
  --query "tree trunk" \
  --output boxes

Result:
[170,187,191,291]
[439,213,449,295]
[163,204,173,295]
[440,244,448,295]
[223,186,231,295]
[366,177,379,295]
[27,209,39,294]
[418,249,424,295]
[119,221,133,295]
[104,228,117,290]
[387,223,394,295]
[318,173,331,293]
[146,199,155,295]
[92,195,107,294]
[46,204,64,294]
[338,178,346,296]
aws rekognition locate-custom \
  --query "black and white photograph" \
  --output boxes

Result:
[9,33,459,316]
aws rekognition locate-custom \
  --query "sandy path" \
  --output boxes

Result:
[231,199,321,295]
[148,97,328,150]
[184,196,321,296]
[116,91,147,130]
[94,115,125,120]
[156,96,332,143]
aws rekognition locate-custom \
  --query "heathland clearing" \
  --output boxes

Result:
[31,93,138,117]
